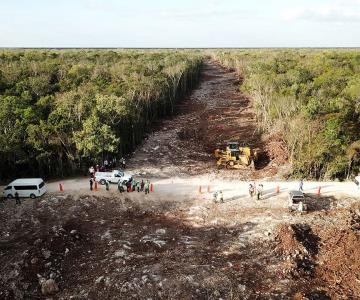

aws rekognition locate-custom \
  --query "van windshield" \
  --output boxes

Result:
[5,186,12,190]
[39,181,45,189]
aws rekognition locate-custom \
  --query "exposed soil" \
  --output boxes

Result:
[1,60,359,299]
[1,191,359,299]
[128,61,287,180]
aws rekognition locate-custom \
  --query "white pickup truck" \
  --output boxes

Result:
[95,170,132,185]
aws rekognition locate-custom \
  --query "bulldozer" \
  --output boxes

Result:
[214,142,258,169]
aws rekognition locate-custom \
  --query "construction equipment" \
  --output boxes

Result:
[214,142,257,169]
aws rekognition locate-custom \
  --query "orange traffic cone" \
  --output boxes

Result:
[59,183,64,192]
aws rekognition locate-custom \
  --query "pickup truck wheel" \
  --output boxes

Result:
[100,179,106,185]
[7,194,13,199]
[30,194,36,199]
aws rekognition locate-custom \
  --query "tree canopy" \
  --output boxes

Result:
[0,49,202,180]
[213,49,360,179]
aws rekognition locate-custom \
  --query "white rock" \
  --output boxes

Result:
[114,250,126,258]
[101,229,112,240]
[41,279,59,295]
[42,249,51,259]
[31,258,39,264]
[238,284,246,292]
[95,276,104,284]
[155,229,166,235]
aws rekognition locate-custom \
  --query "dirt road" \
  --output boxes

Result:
[1,61,360,299]
[128,60,283,180]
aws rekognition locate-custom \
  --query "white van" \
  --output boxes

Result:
[3,178,46,199]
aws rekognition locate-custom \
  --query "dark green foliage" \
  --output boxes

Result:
[0,50,202,180]
[214,49,360,179]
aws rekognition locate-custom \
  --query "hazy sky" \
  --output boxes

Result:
[1,0,360,47]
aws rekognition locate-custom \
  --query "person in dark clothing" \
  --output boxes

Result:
[140,180,145,192]
[118,181,124,193]
[15,192,21,205]
[90,178,94,191]
[126,181,131,192]
[105,180,110,191]
[132,180,136,192]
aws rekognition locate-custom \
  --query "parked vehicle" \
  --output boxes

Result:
[355,176,360,187]
[288,190,307,212]
[95,170,132,185]
[3,178,46,199]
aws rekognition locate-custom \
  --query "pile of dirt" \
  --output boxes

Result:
[274,207,360,299]
[316,229,360,298]
[275,224,306,256]
[264,133,289,165]
[275,224,318,279]
[315,206,360,298]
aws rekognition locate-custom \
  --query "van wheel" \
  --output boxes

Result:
[30,194,36,199]
[7,194,13,199]
[100,179,106,185]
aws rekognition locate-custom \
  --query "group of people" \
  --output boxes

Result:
[88,157,126,177]
[118,178,151,194]
[249,182,264,200]
[211,182,264,204]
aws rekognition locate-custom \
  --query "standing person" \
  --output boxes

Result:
[144,180,150,195]
[126,181,131,192]
[136,181,141,193]
[299,179,304,191]
[219,191,224,203]
[213,191,218,203]
[132,180,136,192]
[118,181,124,193]
[249,183,255,198]
[105,180,110,191]
[89,166,95,178]
[140,180,145,192]
[15,192,21,205]
[104,159,108,170]
[89,178,94,191]
[257,184,263,200]
[122,158,126,169]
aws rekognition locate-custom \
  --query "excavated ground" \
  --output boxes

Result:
[128,61,288,180]
[1,193,359,299]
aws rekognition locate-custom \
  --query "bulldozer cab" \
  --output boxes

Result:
[226,142,240,157]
